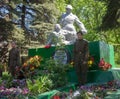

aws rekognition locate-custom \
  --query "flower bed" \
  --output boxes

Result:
[0,86,29,99]
[1,78,120,99]
[0,55,116,99]
[0,57,72,98]
[51,80,120,99]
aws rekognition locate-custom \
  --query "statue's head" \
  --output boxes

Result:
[66,5,73,10]
[66,5,73,14]
[54,24,61,32]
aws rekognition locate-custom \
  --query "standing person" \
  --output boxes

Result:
[73,31,89,86]
[8,41,20,78]
[60,4,87,44]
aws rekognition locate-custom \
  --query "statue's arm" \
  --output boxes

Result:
[59,13,66,27]
[75,16,87,34]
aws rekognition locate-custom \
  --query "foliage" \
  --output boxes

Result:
[40,58,70,89]
[11,26,25,45]
[101,0,120,29]
[0,41,8,65]
[0,72,13,88]
[1,72,11,80]
[55,0,66,14]
[0,63,4,69]
[26,76,53,95]
[0,19,14,40]
[29,2,60,44]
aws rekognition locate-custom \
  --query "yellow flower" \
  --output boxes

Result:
[34,55,39,60]
[23,63,27,67]
[30,66,35,70]
[90,60,93,64]
[88,60,93,68]
[30,57,34,63]
[88,60,93,65]
[70,62,74,65]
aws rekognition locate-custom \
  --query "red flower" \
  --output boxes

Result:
[53,95,60,99]
[90,56,94,62]
[98,58,112,70]
[99,58,105,67]
[44,44,51,48]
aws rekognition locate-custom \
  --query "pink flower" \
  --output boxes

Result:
[22,88,29,95]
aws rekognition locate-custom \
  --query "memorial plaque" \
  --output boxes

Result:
[53,49,69,64]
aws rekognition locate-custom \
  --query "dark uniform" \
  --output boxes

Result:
[73,39,89,85]
[8,48,20,77]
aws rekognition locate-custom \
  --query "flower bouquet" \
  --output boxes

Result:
[98,58,112,71]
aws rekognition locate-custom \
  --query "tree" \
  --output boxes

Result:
[29,1,60,44]
[101,0,120,29]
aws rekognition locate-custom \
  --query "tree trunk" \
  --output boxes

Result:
[21,5,26,28]
[0,69,2,77]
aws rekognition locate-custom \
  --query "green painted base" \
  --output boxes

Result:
[28,41,115,70]
[67,68,120,84]
[37,83,76,99]
[104,90,120,99]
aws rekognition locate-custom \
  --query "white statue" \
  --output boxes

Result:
[46,24,66,46]
[45,5,87,46]
[60,4,87,43]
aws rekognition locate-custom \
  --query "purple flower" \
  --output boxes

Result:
[0,86,5,90]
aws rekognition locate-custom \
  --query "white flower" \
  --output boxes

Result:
[73,90,80,97]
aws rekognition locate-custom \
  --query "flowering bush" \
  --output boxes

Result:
[22,55,42,77]
[23,55,42,70]
[16,55,42,78]
[98,58,112,71]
